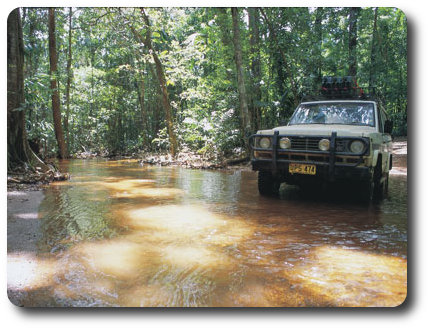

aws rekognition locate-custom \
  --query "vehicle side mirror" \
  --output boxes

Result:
[384,120,393,134]
[279,119,287,126]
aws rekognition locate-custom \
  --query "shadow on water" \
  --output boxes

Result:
[9,159,407,307]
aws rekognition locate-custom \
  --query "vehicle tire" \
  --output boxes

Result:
[258,171,280,196]
[358,179,374,203]
[373,161,388,201]
[380,172,389,198]
[385,173,389,195]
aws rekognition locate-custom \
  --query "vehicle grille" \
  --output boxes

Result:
[288,137,347,152]
[335,140,348,152]
[290,137,321,151]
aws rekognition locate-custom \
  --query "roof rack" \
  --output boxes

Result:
[300,76,376,102]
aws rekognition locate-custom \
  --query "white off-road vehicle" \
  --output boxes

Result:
[250,77,393,201]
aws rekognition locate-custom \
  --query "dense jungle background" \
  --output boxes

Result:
[7,7,407,170]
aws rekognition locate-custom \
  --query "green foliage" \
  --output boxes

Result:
[21,7,407,159]
[151,127,170,152]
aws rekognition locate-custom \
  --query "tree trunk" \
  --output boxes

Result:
[369,7,379,93]
[25,9,35,123]
[65,7,73,154]
[135,57,148,146]
[129,8,178,156]
[152,52,177,155]
[148,63,160,140]
[48,8,67,159]
[7,8,46,170]
[137,78,146,126]
[348,7,360,77]
[248,7,262,131]
[215,8,235,85]
[231,7,251,143]
[8,8,28,167]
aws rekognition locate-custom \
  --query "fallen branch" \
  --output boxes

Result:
[7,161,70,188]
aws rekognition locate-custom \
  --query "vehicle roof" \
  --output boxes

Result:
[300,100,377,105]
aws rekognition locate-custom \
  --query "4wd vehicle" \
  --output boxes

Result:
[250,77,393,201]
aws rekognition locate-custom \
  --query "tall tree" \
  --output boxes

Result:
[129,8,178,156]
[48,8,67,159]
[368,7,379,92]
[137,67,147,135]
[248,7,262,131]
[7,8,46,170]
[348,7,360,77]
[64,7,73,153]
[231,7,251,143]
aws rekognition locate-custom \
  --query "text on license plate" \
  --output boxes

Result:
[288,163,316,175]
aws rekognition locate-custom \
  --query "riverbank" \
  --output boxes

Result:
[6,137,408,193]
[7,161,69,192]
[131,136,409,171]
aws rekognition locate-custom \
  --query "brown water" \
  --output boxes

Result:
[16,159,408,307]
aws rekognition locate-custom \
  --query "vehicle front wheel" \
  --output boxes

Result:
[258,171,280,196]
[375,172,389,200]
[358,180,374,203]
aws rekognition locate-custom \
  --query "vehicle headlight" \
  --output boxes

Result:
[318,139,330,151]
[258,137,271,149]
[350,140,365,154]
[279,137,291,149]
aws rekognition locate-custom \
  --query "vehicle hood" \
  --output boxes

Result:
[257,124,377,137]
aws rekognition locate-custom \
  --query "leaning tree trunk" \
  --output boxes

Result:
[126,8,178,156]
[48,8,68,159]
[7,8,46,171]
[136,71,148,145]
[141,9,177,156]
[152,50,177,156]
[231,7,252,144]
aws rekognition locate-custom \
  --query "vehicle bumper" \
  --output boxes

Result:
[251,159,371,181]
[249,132,372,182]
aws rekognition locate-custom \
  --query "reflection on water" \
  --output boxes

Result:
[16,159,407,307]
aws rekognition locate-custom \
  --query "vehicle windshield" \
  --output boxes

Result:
[289,102,375,126]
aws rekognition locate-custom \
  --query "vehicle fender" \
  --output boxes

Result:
[372,150,380,167]
[382,152,391,173]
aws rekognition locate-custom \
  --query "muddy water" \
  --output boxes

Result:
[24,159,407,307]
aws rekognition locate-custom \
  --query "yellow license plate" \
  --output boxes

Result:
[289,163,316,175]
